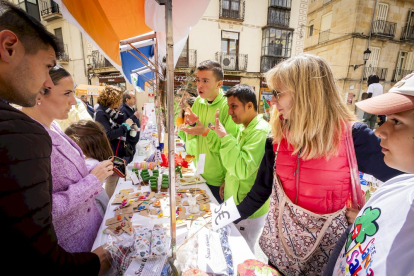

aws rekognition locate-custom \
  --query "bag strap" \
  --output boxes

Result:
[115,138,122,156]
[345,122,365,210]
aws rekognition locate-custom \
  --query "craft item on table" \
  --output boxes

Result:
[199,203,211,211]
[182,269,209,276]
[196,194,209,200]
[135,161,156,170]
[197,198,211,205]
[150,224,167,257]
[237,259,281,276]
[115,206,134,216]
[175,195,182,203]
[130,201,142,208]
[128,192,141,200]
[120,188,134,194]
[182,200,189,206]
[122,224,134,236]
[133,226,152,259]
[153,200,161,207]
[186,214,198,220]
[106,215,127,226]
[184,154,195,164]
[105,233,135,275]
[217,226,234,276]
[159,153,189,178]
[139,209,149,217]
[187,193,199,214]
[150,209,159,215]
[155,193,168,199]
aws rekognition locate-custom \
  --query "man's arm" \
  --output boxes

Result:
[220,130,268,180]
[235,137,275,221]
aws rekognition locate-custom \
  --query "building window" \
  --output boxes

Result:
[18,0,40,22]
[261,27,292,57]
[221,31,239,55]
[309,20,314,37]
[267,7,290,27]
[220,0,245,21]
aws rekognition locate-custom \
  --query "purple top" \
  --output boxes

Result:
[43,121,104,252]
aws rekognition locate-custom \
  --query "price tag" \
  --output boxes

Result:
[195,154,206,176]
[131,172,139,185]
[212,196,241,231]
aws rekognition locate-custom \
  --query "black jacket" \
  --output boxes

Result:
[120,102,140,146]
[236,122,403,222]
[0,101,100,275]
[95,104,128,157]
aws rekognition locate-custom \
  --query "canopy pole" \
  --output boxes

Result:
[127,50,159,75]
[128,43,159,72]
[166,0,177,260]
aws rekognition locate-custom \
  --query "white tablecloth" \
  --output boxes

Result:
[92,140,255,274]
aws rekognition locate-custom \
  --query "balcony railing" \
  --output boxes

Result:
[318,30,330,44]
[176,49,197,68]
[267,8,290,27]
[371,20,396,38]
[219,0,245,21]
[392,68,414,82]
[216,52,248,71]
[57,44,69,62]
[260,56,286,73]
[400,25,414,41]
[92,50,113,69]
[269,0,291,9]
[363,67,388,81]
[41,4,62,21]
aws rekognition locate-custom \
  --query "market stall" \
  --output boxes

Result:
[92,141,256,275]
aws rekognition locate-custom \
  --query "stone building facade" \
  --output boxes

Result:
[304,0,414,113]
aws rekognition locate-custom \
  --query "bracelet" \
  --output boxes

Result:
[201,128,209,137]
[189,122,197,127]
[122,123,131,131]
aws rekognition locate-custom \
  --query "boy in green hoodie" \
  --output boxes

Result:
[212,84,270,253]
[182,60,239,203]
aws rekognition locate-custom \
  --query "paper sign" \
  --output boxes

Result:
[212,196,241,231]
[131,173,139,185]
[195,154,206,176]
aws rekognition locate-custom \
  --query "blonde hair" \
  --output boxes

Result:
[97,85,123,109]
[268,54,356,159]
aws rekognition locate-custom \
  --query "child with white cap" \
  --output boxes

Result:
[325,72,414,275]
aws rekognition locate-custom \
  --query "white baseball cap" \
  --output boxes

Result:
[356,72,414,115]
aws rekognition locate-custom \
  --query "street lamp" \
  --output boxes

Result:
[351,48,372,70]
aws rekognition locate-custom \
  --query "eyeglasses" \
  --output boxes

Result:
[272,90,285,100]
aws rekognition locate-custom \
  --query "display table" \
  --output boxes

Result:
[92,140,255,274]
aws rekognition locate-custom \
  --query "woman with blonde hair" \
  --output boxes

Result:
[235,54,401,275]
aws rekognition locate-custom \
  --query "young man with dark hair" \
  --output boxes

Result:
[183,60,239,203]
[211,84,270,252]
[0,2,108,275]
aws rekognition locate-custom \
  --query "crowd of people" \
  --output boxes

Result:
[2,2,414,275]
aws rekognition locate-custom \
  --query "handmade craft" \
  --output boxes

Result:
[237,259,281,276]
[150,224,167,257]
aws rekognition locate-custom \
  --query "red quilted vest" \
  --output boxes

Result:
[273,135,350,214]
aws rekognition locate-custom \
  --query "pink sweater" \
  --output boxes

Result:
[43,122,104,252]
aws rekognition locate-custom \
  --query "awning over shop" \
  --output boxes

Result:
[75,84,105,96]
[55,0,211,86]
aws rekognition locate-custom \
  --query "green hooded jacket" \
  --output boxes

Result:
[220,114,270,218]
[187,91,239,187]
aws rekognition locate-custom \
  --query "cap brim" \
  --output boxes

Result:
[356,93,414,115]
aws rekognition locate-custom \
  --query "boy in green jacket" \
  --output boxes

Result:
[182,60,239,203]
[212,84,270,252]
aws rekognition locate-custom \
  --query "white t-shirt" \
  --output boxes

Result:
[333,174,414,275]
[367,83,383,98]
